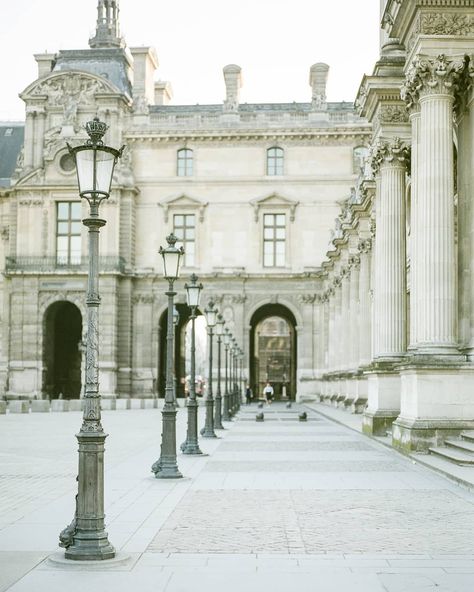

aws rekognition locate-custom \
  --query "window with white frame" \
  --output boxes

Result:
[266,147,284,176]
[263,213,286,267]
[177,148,193,177]
[174,213,195,267]
[56,202,82,265]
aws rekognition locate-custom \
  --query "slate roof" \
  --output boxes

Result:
[0,124,24,188]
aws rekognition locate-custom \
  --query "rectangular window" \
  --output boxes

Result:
[263,213,286,267]
[173,213,196,267]
[56,202,82,265]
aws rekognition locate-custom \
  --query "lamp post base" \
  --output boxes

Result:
[181,441,203,455]
[64,536,115,561]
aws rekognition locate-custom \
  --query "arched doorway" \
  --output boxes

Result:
[43,301,82,398]
[249,304,297,401]
[158,303,198,399]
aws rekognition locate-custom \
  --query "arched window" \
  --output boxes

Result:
[267,147,284,176]
[177,148,193,177]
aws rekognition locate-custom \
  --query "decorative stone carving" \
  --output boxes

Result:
[349,254,360,268]
[297,294,317,304]
[0,226,9,241]
[32,73,109,106]
[421,13,474,37]
[230,295,247,304]
[377,104,409,125]
[133,95,149,115]
[369,137,410,176]
[132,294,155,304]
[402,55,467,111]
[358,238,372,254]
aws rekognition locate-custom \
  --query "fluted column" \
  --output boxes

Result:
[327,287,336,371]
[371,137,409,359]
[358,239,372,367]
[24,108,35,169]
[408,106,420,349]
[348,255,360,369]
[333,276,342,371]
[321,294,329,372]
[34,108,46,169]
[340,267,351,370]
[403,55,464,354]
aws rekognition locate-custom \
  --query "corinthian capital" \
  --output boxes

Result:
[402,54,468,109]
[369,137,410,175]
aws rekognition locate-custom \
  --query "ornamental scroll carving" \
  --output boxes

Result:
[369,137,410,176]
[376,105,409,125]
[408,13,474,51]
[358,238,372,254]
[32,73,109,106]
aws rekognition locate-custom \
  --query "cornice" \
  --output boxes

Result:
[124,128,372,145]
[356,76,407,122]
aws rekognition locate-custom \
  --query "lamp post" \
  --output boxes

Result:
[229,337,236,416]
[201,301,217,438]
[214,314,225,429]
[152,233,184,479]
[181,274,203,455]
[222,328,231,421]
[59,118,123,560]
[173,305,179,401]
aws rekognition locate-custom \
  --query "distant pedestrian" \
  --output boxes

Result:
[245,385,252,405]
[263,382,274,404]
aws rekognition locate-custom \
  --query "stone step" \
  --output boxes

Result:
[429,446,474,466]
[445,438,474,455]
[461,431,474,444]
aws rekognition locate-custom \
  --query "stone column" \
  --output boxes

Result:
[340,267,351,370]
[24,108,35,169]
[348,255,360,370]
[363,137,408,435]
[408,107,421,349]
[358,239,372,367]
[371,137,409,359]
[391,55,474,453]
[33,108,46,169]
[332,276,342,403]
[404,55,463,355]
[327,286,336,373]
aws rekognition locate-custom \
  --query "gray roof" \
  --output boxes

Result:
[0,124,24,187]
[53,48,133,98]
[150,102,355,115]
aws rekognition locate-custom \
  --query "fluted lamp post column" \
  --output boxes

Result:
[228,335,234,415]
[152,233,184,479]
[172,305,179,402]
[232,338,238,413]
[59,118,123,560]
[201,301,218,438]
[223,328,231,421]
[181,274,204,455]
[214,314,225,429]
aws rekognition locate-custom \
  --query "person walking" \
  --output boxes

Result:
[263,382,274,404]
[245,384,252,405]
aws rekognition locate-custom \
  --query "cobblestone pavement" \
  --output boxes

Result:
[1,402,474,591]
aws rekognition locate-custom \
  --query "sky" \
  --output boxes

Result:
[0,0,380,121]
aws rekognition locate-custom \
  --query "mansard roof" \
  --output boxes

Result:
[0,123,24,188]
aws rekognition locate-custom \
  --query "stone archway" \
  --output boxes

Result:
[249,304,297,401]
[43,301,82,398]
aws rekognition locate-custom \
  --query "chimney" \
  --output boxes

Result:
[309,63,329,109]
[223,64,242,112]
[130,47,159,106]
[154,81,173,105]
[34,54,56,78]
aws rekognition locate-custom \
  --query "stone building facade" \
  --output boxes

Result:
[316,0,474,453]
[3,0,472,455]
[0,1,369,405]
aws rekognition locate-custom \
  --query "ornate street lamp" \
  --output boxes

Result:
[59,118,123,560]
[201,300,218,438]
[214,314,225,430]
[181,274,203,455]
[222,328,231,421]
[228,336,235,416]
[173,305,179,401]
[152,233,184,479]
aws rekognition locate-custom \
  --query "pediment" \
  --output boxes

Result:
[250,193,299,222]
[159,194,208,223]
[20,70,120,103]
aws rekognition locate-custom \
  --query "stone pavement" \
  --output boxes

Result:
[1,402,474,591]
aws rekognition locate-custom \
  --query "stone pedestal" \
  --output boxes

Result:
[352,374,368,414]
[392,364,474,453]
[9,400,29,413]
[31,400,50,412]
[363,368,401,436]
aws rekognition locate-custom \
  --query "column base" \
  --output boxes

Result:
[393,363,474,453]
[363,366,401,436]
[362,409,399,437]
